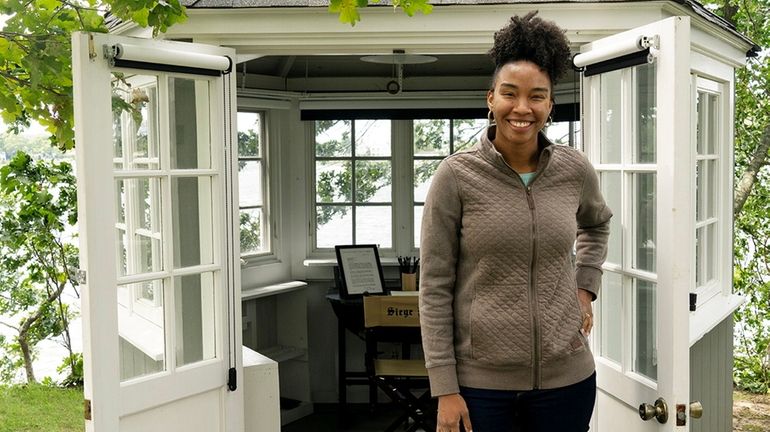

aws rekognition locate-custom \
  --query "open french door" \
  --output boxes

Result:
[580,17,695,430]
[72,32,243,432]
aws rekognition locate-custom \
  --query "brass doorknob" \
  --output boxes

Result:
[690,401,703,419]
[639,398,669,423]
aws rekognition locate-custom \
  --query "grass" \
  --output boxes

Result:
[0,384,84,432]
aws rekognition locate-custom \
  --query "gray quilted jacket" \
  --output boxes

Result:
[418,127,611,396]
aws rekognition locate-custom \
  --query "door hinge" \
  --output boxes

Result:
[87,34,97,61]
[84,399,92,420]
[689,292,697,311]
[228,367,237,391]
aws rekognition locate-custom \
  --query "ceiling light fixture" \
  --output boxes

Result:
[360,49,437,65]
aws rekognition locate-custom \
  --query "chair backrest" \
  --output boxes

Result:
[363,295,420,328]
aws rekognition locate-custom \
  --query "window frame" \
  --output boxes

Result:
[236,109,273,262]
[692,75,727,305]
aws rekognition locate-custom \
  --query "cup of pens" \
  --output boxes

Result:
[398,256,419,291]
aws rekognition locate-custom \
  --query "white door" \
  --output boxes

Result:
[72,32,243,432]
[580,17,695,430]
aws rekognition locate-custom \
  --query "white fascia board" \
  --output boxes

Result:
[164,4,671,55]
[662,2,753,66]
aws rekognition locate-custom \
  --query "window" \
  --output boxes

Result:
[238,111,270,256]
[313,120,393,249]
[543,121,581,148]
[694,78,723,298]
[594,63,658,380]
[412,119,486,247]
[311,118,487,253]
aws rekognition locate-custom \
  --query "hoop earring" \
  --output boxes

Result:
[487,110,496,126]
[545,114,553,128]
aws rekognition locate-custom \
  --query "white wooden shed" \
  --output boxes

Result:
[71,1,759,431]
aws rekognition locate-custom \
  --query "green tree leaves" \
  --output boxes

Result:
[329,0,432,25]
[0,153,79,383]
[704,0,770,394]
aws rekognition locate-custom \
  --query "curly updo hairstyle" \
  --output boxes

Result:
[488,11,572,88]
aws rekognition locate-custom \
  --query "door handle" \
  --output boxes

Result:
[639,398,669,423]
[690,401,703,419]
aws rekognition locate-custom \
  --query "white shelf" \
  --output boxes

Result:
[241,280,307,301]
[259,345,307,363]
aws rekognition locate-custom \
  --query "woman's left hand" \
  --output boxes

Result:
[578,289,594,336]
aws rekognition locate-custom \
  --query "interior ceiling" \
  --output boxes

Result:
[240,53,495,80]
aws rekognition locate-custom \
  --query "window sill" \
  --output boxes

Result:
[302,257,400,267]
[689,292,744,346]
[117,303,164,361]
[241,280,307,301]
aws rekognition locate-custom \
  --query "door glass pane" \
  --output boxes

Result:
[238,161,263,207]
[172,176,214,269]
[356,206,392,247]
[316,161,351,203]
[116,177,163,276]
[600,70,622,164]
[118,280,166,381]
[315,120,351,157]
[316,205,352,248]
[600,171,622,265]
[414,160,441,203]
[600,271,623,364]
[633,173,656,273]
[633,279,657,380]
[169,77,211,169]
[111,74,160,170]
[635,63,656,163]
[355,120,391,156]
[113,109,123,170]
[240,208,264,255]
[414,119,450,156]
[175,272,217,366]
[355,160,392,203]
[454,119,486,152]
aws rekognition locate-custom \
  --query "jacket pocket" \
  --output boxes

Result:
[470,284,531,366]
[540,275,586,362]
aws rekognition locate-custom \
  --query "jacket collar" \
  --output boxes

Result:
[476,125,555,179]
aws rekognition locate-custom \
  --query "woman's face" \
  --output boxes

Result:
[487,60,553,149]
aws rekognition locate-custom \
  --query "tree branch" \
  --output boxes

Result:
[734,124,770,216]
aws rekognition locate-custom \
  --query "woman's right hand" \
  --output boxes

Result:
[437,393,473,432]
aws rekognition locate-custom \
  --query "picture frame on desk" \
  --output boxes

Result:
[334,244,386,299]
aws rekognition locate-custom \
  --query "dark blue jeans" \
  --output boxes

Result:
[460,372,596,432]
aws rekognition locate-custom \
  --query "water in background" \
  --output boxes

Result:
[0,286,82,384]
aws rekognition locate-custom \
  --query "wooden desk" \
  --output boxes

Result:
[325,292,422,424]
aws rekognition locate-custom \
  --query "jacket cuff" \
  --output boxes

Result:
[427,364,460,397]
[576,266,603,300]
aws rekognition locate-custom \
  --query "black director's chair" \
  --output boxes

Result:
[363,295,437,432]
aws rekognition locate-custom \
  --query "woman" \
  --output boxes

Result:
[418,12,612,432]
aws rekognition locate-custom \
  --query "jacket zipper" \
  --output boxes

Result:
[525,186,541,389]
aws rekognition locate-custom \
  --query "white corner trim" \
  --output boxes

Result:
[689,293,745,346]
